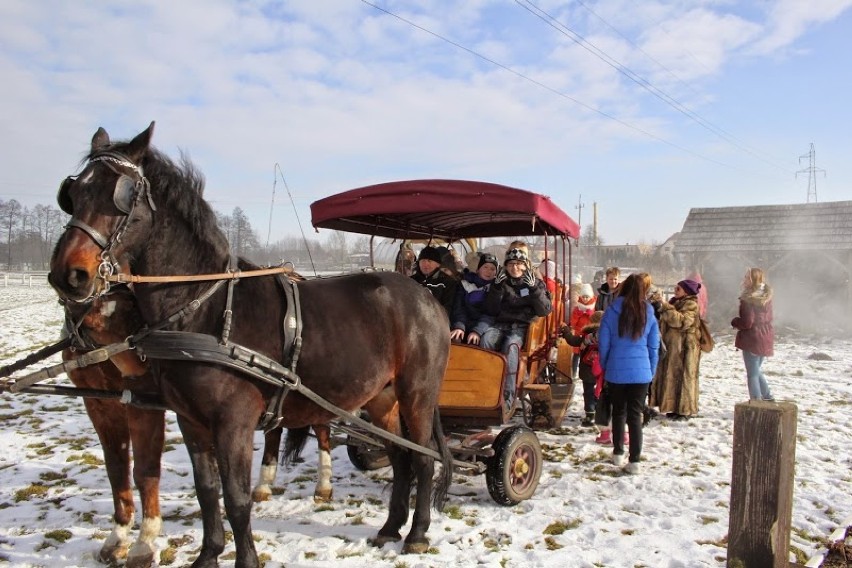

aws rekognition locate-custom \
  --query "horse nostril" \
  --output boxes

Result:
[67,268,90,290]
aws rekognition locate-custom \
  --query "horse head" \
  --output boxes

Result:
[49,123,157,303]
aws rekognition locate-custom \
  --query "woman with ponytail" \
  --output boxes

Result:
[598,272,660,475]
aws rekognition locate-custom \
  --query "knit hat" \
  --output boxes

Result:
[539,259,556,279]
[579,283,594,298]
[678,279,701,296]
[478,253,499,270]
[504,247,529,265]
[418,246,442,263]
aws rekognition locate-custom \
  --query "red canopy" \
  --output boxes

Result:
[310,179,579,240]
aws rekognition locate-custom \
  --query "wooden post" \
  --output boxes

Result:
[727,401,797,567]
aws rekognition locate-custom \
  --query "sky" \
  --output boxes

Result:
[1,0,851,248]
[2,282,852,567]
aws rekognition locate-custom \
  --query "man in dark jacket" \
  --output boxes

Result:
[481,246,552,406]
[411,246,458,316]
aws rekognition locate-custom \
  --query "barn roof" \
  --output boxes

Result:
[675,200,852,253]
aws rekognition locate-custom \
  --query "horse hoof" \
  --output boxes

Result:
[251,487,272,503]
[313,489,333,503]
[402,540,430,554]
[98,542,129,564]
[127,542,156,568]
[369,533,401,548]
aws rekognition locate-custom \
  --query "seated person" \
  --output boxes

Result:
[450,253,498,345]
[481,245,552,406]
[411,246,458,315]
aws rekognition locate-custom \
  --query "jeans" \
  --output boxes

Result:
[608,382,650,463]
[481,323,527,402]
[571,353,581,378]
[743,350,772,400]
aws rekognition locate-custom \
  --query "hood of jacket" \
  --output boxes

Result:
[740,283,773,307]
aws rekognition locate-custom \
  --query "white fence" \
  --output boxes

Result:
[0,272,51,287]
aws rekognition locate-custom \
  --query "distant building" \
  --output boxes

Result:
[673,200,852,332]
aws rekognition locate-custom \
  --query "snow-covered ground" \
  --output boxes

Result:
[1,281,850,567]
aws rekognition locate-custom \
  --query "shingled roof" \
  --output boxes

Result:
[675,200,852,253]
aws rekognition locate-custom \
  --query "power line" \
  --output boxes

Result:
[515,0,793,174]
[359,0,746,171]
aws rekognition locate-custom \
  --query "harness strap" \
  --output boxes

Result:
[66,219,110,249]
[132,330,449,461]
[7,341,134,393]
[0,337,73,379]
[259,275,303,431]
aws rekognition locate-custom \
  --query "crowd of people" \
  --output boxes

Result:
[410,241,776,475]
[559,264,776,474]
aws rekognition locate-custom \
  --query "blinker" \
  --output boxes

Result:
[56,174,139,215]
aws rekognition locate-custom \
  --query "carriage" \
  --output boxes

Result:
[309,179,581,504]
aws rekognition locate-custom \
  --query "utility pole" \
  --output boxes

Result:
[576,194,585,245]
[796,143,826,203]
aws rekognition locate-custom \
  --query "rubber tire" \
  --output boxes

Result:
[346,438,390,471]
[485,425,542,506]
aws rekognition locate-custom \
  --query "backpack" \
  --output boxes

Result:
[698,318,715,353]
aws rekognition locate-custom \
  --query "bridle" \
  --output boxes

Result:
[57,151,156,302]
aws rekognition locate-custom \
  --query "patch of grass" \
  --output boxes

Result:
[314,503,334,512]
[0,408,34,420]
[543,519,581,535]
[544,536,563,550]
[45,529,73,543]
[699,515,719,525]
[444,504,464,520]
[66,452,104,466]
[14,483,49,502]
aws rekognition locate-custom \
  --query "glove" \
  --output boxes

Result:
[522,269,536,287]
[494,267,507,285]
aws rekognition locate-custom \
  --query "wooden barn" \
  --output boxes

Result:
[673,200,852,333]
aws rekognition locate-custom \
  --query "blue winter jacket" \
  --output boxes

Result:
[598,297,660,384]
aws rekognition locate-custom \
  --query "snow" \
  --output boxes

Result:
[1,281,850,567]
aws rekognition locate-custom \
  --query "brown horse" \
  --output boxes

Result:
[48,123,453,568]
[62,289,164,568]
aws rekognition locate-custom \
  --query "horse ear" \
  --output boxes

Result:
[91,127,110,151]
[125,121,156,161]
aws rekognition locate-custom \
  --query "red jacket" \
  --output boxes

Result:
[731,285,774,356]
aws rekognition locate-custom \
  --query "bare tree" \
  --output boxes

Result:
[0,199,22,268]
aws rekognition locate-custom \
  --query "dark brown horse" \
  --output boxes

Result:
[48,123,453,568]
[62,289,164,568]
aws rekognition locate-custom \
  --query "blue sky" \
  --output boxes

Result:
[1,0,850,246]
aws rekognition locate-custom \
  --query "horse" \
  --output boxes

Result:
[62,288,164,568]
[48,122,453,568]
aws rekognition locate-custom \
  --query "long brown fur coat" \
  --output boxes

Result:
[649,295,701,416]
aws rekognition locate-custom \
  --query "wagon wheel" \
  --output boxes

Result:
[346,439,390,471]
[485,425,542,506]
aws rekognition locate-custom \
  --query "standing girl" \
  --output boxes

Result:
[598,273,660,474]
[731,268,775,401]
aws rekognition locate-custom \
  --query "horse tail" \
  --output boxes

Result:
[431,407,453,511]
[282,426,310,466]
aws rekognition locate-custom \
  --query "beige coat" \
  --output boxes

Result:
[649,295,701,416]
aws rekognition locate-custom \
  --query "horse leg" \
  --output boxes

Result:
[399,411,436,554]
[80,395,135,564]
[126,406,165,568]
[213,416,260,568]
[251,427,282,503]
[397,384,449,553]
[363,389,411,547]
[312,425,333,502]
[177,418,225,568]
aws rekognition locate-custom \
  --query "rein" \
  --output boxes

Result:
[106,266,293,284]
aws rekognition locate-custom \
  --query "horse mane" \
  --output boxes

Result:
[87,142,227,252]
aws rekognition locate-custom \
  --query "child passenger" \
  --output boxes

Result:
[481,245,552,407]
[450,253,498,345]
[568,283,596,380]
